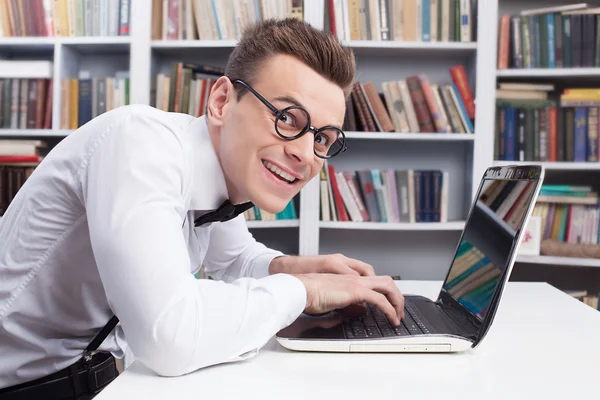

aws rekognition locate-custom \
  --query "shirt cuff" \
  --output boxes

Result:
[248,251,285,279]
[257,273,307,326]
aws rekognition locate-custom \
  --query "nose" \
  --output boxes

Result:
[284,131,314,165]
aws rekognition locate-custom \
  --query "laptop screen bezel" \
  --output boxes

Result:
[436,165,544,347]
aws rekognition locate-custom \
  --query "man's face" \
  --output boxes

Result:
[208,54,347,213]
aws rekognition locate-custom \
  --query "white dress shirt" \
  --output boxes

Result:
[0,104,307,388]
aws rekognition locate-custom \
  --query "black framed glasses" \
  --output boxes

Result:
[232,79,347,159]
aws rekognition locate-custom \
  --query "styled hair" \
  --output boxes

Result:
[225,18,356,99]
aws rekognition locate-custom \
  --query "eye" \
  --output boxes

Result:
[314,132,330,145]
[279,112,296,127]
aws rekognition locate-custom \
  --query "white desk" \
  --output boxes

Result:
[96,280,600,400]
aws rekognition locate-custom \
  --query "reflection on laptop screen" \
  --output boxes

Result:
[442,177,537,321]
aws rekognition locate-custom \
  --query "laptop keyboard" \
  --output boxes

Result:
[342,302,433,339]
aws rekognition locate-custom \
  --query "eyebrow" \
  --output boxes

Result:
[273,95,343,130]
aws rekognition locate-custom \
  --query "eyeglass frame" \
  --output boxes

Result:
[230,79,347,159]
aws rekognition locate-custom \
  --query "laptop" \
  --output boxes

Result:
[276,164,544,353]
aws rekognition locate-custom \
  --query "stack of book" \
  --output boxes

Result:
[320,161,449,223]
[495,83,600,162]
[61,71,130,129]
[325,0,476,42]
[497,3,600,69]
[531,184,599,245]
[0,0,131,37]
[0,140,46,216]
[343,66,474,134]
[151,0,304,41]
[243,200,297,221]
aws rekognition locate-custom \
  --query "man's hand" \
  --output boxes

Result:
[269,254,375,276]
[292,273,405,326]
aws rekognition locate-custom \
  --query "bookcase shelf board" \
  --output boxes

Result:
[493,161,600,171]
[319,221,466,231]
[0,130,70,138]
[516,255,600,268]
[345,132,475,140]
[497,68,600,78]
[246,220,300,229]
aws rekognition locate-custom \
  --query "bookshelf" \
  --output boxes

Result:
[495,0,600,297]
[4,0,598,291]
[0,0,497,281]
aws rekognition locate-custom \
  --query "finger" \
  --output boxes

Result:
[366,276,405,320]
[345,258,376,276]
[325,262,360,276]
[360,290,400,326]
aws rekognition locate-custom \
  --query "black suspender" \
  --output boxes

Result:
[85,315,120,358]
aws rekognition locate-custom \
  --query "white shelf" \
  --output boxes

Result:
[345,132,474,141]
[319,221,465,231]
[516,255,600,268]
[151,40,237,48]
[245,220,299,228]
[0,36,130,50]
[341,40,477,56]
[497,68,600,78]
[0,129,72,137]
[493,160,600,171]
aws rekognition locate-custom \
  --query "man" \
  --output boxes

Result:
[0,18,404,398]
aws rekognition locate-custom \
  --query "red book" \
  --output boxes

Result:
[328,164,347,221]
[449,65,475,120]
[0,155,41,163]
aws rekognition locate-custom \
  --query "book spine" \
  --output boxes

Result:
[406,76,435,133]
[574,107,587,162]
[449,65,475,120]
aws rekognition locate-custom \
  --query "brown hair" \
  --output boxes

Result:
[225,18,356,99]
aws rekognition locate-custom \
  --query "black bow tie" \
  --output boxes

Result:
[194,200,254,227]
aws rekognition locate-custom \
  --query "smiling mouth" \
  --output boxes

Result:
[262,160,298,184]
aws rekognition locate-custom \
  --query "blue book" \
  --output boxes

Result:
[546,14,556,68]
[370,169,388,222]
[452,84,474,133]
[422,0,430,41]
[78,79,92,127]
[574,107,588,161]
[504,107,517,160]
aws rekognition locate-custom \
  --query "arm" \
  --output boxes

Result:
[84,107,306,377]
[201,215,284,281]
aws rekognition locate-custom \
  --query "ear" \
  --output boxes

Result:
[206,76,235,127]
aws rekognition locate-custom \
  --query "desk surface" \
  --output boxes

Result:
[97,280,600,400]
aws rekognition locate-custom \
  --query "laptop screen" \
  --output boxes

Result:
[440,166,541,322]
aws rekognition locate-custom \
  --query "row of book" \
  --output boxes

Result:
[532,184,600,246]
[242,199,297,221]
[0,79,53,130]
[326,0,476,42]
[497,3,600,69]
[152,0,303,41]
[0,0,130,37]
[494,84,600,162]
[344,67,474,134]
[320,162,449,223]
[153,63,224,115]
[60,72,130,130]
[0,139,46,215]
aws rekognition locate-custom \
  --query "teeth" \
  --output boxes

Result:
[263,161,296,183]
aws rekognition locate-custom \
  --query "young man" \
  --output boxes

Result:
[0,18,404,398]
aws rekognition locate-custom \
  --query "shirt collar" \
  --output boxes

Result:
[186,115,229,211]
